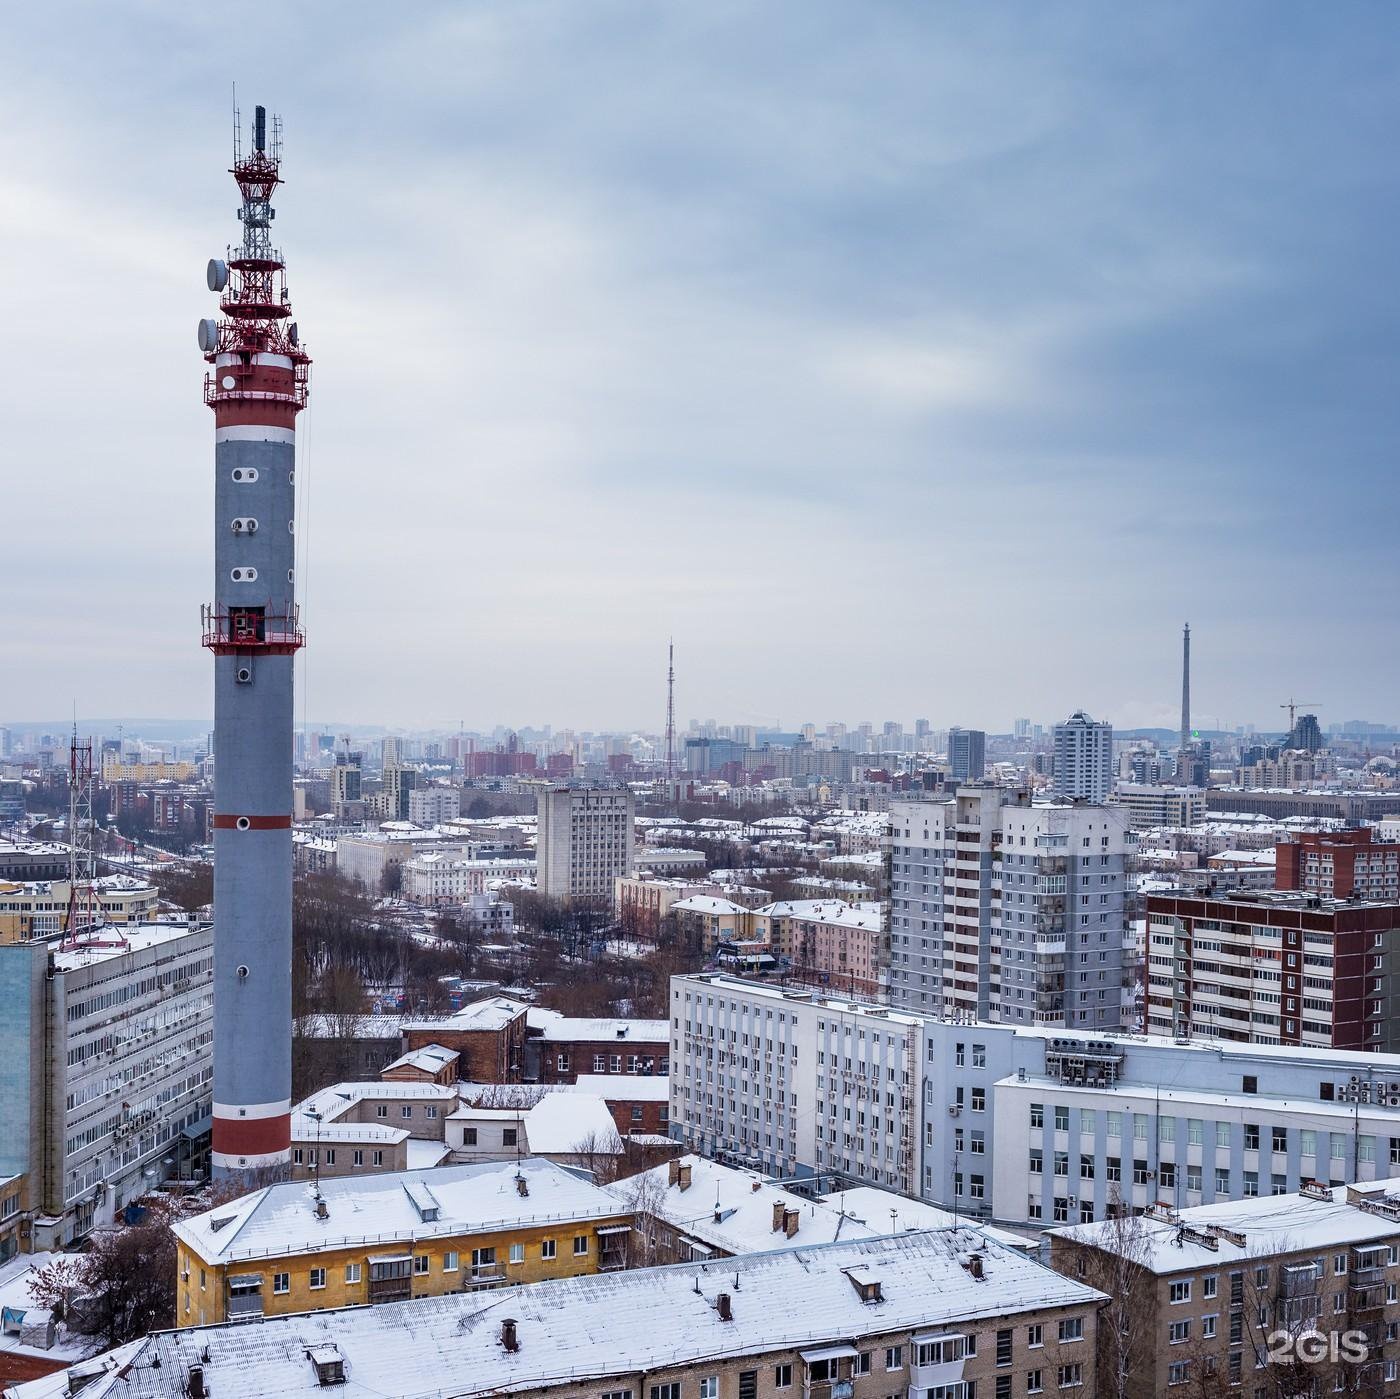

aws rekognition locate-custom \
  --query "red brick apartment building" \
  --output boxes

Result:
[1145,888,1400,1051]
[1277,828,1400,899]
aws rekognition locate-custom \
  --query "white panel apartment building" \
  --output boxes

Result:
[889,790,1132,1030]
[536,785,635,901]
[669,973,925,1192]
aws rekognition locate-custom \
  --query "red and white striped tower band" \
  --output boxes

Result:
[198,104,310,1180]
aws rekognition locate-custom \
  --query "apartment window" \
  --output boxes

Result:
[1058,1317,1082,1342]
[542,1239,557,1260]
[1169,1280,1191,1303]
[414,1255,429,1275]
[996,1330,1013,1366]
[1242,1075,1257,1094]
[401,1106,413,1119]
[1272,1126,1287,1153]
[1244,1124,1259,1151]
[1106,1111,1122,1138]
[462,1128,478,1146]
[1030,1149,1043,1175]
[444,1252,459,1272]
[855,1353,871,1376]
[353,1150,364,1167]
[885,1346,903,1370]
[574,1235,589,1256]
[292,1148,304,1166]
[1169,1320,1191,1344]
[1215,1122,1230,1149]
[345,1264,361,1284]
[1054,1106,1069,1131]
[1202,1276,1217,1299]
[594,1055,607,1072]
[1202,1315,1217,1339]
[1167,1362,1189,1387]
[651,1387,681,1399]
[509,1243,524,1264]
[700,1379,718,1399]
[1027,1370,1044,1395]
[372,1151,383,1166]
[273,1272,289,1295]
[426,1106,438,1120]
[971,1087,986,1111]
[774,1364,793,1389]
[309,1268,326,1290]
[503,1129,518,1148]
[1057,1363,1083,1389]
[1027,1324,1043,1348]
[376,1105,388,1118]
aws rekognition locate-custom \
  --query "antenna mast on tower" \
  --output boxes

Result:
[665,639,676,784]
[62,724,99,949]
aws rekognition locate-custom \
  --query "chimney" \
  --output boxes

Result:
[314,1197,328,1220]
[669,1158,682,1187]
[515,1174,529,1197]
[772,1201,786,1232]
[716,1292,733,1322]
[188,1367,207,1399]
[678,1163,692,1192]
[501,1318,519,1352]
[965,1253,984,1280]
[784,1208,799,1238]
[751,1179,761,1192]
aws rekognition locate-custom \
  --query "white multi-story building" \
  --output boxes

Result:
[408,786,461,826]
[401,853,535,904]
[669,973,924,1192]
[1113,783,1206,830]
[669,974,1400,1232]
[1052,711,1113,803]
[0,921,214,1248]
[536,785,634,901]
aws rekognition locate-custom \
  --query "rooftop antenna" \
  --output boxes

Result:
[62,720,99,950]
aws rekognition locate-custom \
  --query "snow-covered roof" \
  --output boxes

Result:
[1049,1181,1400,1274]
[568,1074,670,1102]
[50,920,207,971]
[380,1043,459,1076]
[671,895,749,916]
[48,1232,1102,1399]
[173,1158,628,1267]
[402,995,529,1033]
[753,899,885,929]
[522,1094,622,1156]
[532,1016,668,1044]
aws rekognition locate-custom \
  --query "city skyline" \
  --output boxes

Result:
[5,4,1400,729]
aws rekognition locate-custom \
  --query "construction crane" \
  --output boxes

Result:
[1280,698,1321,734]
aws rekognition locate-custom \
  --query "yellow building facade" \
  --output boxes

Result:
[173,1158,634,1328]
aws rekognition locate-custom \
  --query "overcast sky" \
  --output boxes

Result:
[2,3,1397,734]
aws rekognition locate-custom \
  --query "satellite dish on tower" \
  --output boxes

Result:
[207,259,229,293]
[197,319,220,353]
[288,322,299,347]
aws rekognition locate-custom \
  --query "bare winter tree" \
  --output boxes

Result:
[569,1129,624,1184]
[621,1167,674,1267]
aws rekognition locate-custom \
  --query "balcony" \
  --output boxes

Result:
[202,604,304,655]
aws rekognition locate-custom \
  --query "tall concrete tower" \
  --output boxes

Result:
[1180,623,1191,751]
[197,104,310,1180]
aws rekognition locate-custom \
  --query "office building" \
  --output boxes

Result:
[1052,711,1113,803]
[947,727,986,782]
[536,785,635,901]
[1114,783,1205,829]
[669,974,924,1191]
[0,921,213,1248]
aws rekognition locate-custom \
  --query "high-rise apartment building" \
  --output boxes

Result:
[997,802,1130,1029]
[889,790,1129,1029]
[1052,711,1113,803]
[330,750,362,819]
[1145,889,1400,1049]
[1276,828,1400,899]
[536,785,635,901]
[947,727,986,781]
[408,786,461,826]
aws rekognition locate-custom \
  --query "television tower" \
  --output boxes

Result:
[664,639,676,784]
[1180,623,1191,751]
[198,103,311,1181]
